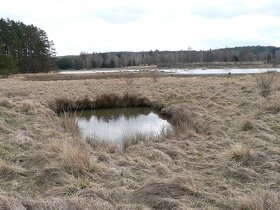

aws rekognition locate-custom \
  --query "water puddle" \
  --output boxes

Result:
[75,107,171,146]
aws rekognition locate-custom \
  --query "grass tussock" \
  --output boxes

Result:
[255,71,277,97]
[223,144,259,166]
[240,118,254,131]
[59,140,94,176]
[225,144,250,161]
[50,138,97,176]
[132,176,196,209]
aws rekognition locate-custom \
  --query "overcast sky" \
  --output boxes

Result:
[1,0,280,55]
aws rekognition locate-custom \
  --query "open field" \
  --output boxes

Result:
[0,73,279,209]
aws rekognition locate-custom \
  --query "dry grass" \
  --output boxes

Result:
[255,71,277,97]
[85,136,118,153]
[122,127,173,151]
[122,131,153,151]
[240,117,254,131]
[225,144,250,160]
[0,160,27,180]
[0,73,279,209]
[0,97,14,108]
[151,70,160,82]
[123,73,135,89]
[237,191,280,210]
[131,176,196,209]
[50,137,97,176]
[60,112,80,137]
[223,144,258,166]
[0,194,113,209]
[34,166,70,188]
[51,93,152,113]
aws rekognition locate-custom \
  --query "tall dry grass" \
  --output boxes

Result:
[51,93,152,113]
[60,112,80,137]
[255,71,277,97]
[50,137,97,176]
[122,126,173,151]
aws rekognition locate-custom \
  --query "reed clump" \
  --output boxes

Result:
[51,93,152,113]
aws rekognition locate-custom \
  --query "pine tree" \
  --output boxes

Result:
[0,18,55,74]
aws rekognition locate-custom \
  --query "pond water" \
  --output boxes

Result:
[75,107,171,146]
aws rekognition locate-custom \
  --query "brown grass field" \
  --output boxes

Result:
[0,72,279,209]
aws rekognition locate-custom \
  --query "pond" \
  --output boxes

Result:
[75,107,172,147]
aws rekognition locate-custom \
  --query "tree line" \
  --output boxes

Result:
[0,18,55,75]
[56,46,280,70]
[1,18,279,73]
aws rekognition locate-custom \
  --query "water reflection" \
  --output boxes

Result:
[78,107,152,122]
[75,107,171,145]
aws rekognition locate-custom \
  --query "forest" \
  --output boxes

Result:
[56,46,280,70]
[0,18,55,75]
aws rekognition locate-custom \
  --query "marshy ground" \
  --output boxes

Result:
[0,73,279,209]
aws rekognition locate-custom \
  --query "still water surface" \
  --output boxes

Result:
[75,107,171,145]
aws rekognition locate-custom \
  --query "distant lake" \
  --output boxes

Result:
[164,68,279,75]
[59,68,279,75]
